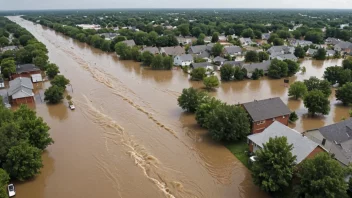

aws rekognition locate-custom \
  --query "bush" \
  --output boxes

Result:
[203,76,219,90]
[289,111,298,123]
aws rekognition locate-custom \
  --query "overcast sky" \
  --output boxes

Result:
[1,0,352,10]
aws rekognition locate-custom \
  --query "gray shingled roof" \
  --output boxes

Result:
[242,97,291,122]
[8,77,34,99]
[307,48,318,55]
[319,118,352,144]
[122,40,136,47]
[189,45,207,54]
[272,54,298,61]
[223,61,244,67]
[213,56,226,62]
[177,54,193,62]
[192,62,214,69]
[248,121,319,164]
[242,60,271,73]
[141,47,160,54]
[336,41,352,49]
[161,46,185,56]
[16,64,40,74]
[224,46,242,54]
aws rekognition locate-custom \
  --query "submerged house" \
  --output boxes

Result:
[248,121,325,164]
[173,54,194,67]
[8,77,34,105]
[242,60,271,78]
[160,46,185,56]
[242,97,291,134]
[12,64,43,82]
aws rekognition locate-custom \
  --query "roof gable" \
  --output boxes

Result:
[248,121,319,164]
[242,97,291,121]
[319,118,352,144]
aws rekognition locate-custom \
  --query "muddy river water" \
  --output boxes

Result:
[7,16,349,198]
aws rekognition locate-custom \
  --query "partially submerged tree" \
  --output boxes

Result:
[336,82,352,106]
[190,67,207,81]
[220,64,234,81]
[177,87,209,113]
[288,81,308,99]
[203,76,219,90]
[44,85,64,104]
[303,90,330,116]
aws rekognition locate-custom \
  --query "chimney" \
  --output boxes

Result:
[322,138,326,146]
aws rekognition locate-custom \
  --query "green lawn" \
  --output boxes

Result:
[225,141,250,168]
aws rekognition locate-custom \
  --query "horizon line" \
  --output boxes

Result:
[2,8,352,12]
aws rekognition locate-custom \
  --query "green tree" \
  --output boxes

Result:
[211,42,224,57]
[0,58,16,78]
[141,51,154,66]
[207,104,250,141]
[151,54,163,70]
[252,136,296,193]
[147,31,158,46]
[195,98,222,128]
[178,24,190,36]
[203,76,219,90]
[288,81,308,99]
[305,31,323,44]
[268,59,288,79]
[304,90,330,115]
[268,33,279,44]
[19,34,32,46]
[220,64,234,81]
[323,66,343,85]
[191,27,202,38]
[234,66,247,80]
[342,57,352,70]
[284,59,300,76]
[304,77,332,97]
[3,141,43,181]
[277,30,292,39]
[294,46,305,58]
[251,68,264,80]
[292,30,301,39]
[211,32,219,43]
[33,54,48,70]
[162,56,173,70]
[44,85,64,104]
[289,111,298,123]
[130,46,141,61]
[296,153,348,198]
[0,36,9,47]
[336,82,352,106]
[190,67,207,81]
[273,38,284,46]
[177,87,209,113]
[241,28,255,38]
[0,122,24,163]
[14,105,53,150]
[245,51,259,62]
[51,75,70,88]
[46,63,60,78]
[115,42,132,60]
[258,51,269,62]
[196,33,205,45]
[314,48,326,60]
[337,69,352,86]
[101,40,111,52]
[0,168,9,198]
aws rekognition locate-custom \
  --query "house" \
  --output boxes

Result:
[193,51,212,62]
[141,47,160,55]
[223,46,242,57]
[270,54,298,61]
[239,38,254,46]
[248,121,325,164]
[267,46,295,55]
[340,24,349,29]
[218,35,227,42]
[334,41,352,53]
[305,118,352,166]
[326,50,336,57]
[261,33,271,40]
[122,40,136,47]
[176,36,196,45]
[306,48,318,56]
[242,60,272,78]
[289,39,313,47]
[223,61,244,68]
[0,46,19,53]
[242,97,291,133]
[8,77,34,105]
[213,56,226,66]
[188,44,213,55]
[325,37,340,45]
[191,62,214,71]
[204,37,212,44]
[12,64,42,82]
[0,78,4,88]
[99,33,118,40]
[160,46,185,56]
[174,54,194,67]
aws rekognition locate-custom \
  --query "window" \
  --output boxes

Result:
[283,115,285,118]
[257,120,265,125]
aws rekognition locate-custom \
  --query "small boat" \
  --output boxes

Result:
[8,184,15,197]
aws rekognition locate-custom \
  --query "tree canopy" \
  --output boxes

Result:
[190,67,207,81]
[203,76,219,90]
[336,82,352,106]
[303,90,330,115]
[288,81,308,99]
[177,87,209,113]
[304,77,332,97]
[220,64,234,81]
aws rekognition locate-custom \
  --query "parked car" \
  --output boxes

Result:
[8,184,15,197]
[69,104,75,110]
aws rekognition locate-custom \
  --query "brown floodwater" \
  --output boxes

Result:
[7,16,350,198]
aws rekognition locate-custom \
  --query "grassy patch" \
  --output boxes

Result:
[225,141,250,168]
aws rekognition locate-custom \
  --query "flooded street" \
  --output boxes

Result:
[7,16,349,198]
